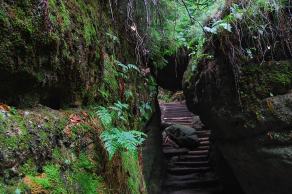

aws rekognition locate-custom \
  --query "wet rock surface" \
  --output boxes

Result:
[163,124,200,149]
[184,61,292,194]
[0,0,138,108]
[182,4,292,193]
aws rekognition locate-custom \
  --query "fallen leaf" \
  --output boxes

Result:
[69,114,82,124]
[0,103,11,112]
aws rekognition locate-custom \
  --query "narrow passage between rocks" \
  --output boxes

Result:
[160,101,223,194]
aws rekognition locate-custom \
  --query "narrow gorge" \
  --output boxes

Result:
[0,0,291,194]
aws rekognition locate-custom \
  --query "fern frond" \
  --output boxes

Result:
[96,106,112,127]
[100,128,147,160]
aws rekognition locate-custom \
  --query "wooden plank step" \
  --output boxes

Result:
[193,146,210,151]
[167,167,210,175]
[162,187,223,194]
[163,116,193,118]
[199,137,209,141]
[179,155,209,162]
[173,161,209,167]
[163,148,189,155]
[200,141,210,146]
[188,150,209,155]
[164,178,219,189]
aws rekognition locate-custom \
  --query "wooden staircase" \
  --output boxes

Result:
[160,102,222,194]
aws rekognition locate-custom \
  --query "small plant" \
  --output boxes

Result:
[96,106,112,127]
[139,102,152,121]
[30,164,66,193]
[74,172,103,194]
[204,19,232,34]
[100,128,146,159]
[109,101,129,122]
[96,101,129,127]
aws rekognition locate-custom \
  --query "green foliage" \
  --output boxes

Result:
[75,153,95,170]
[0,108,30,150]
[117,62,140,75]
[96,106,112,127]
[74,172,103,194]
[204,20,232,34]
[95,101,130,127]
[121,152,144,193]
[139,102,152,122]
[147,0,224,69]
[0,183,5,194]
[19,159,37,176]
[84,19,96,45]
[240,61,292,109]
[98,56,119,103]
[59,0,71,30]
[100,128,146,159]
[109,101,129,123]
[31,164,66,193]
[95,100,147,160]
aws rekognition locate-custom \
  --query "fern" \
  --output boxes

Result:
[127,64,140,73]
[100,128,146,159]
[117,61,140,73]
[96,106,112,127]
[109,101,129,122]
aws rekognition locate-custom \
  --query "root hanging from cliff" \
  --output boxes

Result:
[203,0,292,107]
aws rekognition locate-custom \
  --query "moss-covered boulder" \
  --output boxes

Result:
[0,104,150,193]
[0,0,139,108]
[183,1,292,194]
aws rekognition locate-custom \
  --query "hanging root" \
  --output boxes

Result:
[203,0,292,107]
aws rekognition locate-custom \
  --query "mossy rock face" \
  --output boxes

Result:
[0,106,111,193]
[240,61,292,107]
[0,0,115,108]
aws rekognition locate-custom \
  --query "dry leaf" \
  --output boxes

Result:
[0,103,10,112]
[69,114,82,124]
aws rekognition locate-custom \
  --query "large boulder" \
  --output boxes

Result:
[183,1,292,193]
[164,124,200,149]
[0,0,137,108]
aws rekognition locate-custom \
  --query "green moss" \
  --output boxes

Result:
[84,19,96,45]
[74,172,103,194]
[240,61,292,107]
[75,153,95,170]
[0,183,5,194]
[19,159,37,176]
[31,164,66,193]
[122,152,145,193]
[97,55,121,103]
[0,180,28,194]
[0,108,30,150]
[60,1,71,30]
[13,6,35,34]
[0,8,8,22]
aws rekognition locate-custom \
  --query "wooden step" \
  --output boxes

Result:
[167,167,210,175]
[188,150,209,155]
[200,141,210,146]
[178,155,209,162]
[162,187,223,194]
[164,178,219,189]
[163,148,189,156]
[173,161,209,168]
[199,137,209,141]
[160,102,223,194]
[193,146,210,151]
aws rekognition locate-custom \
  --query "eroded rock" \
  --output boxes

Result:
[163,124,200,149]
